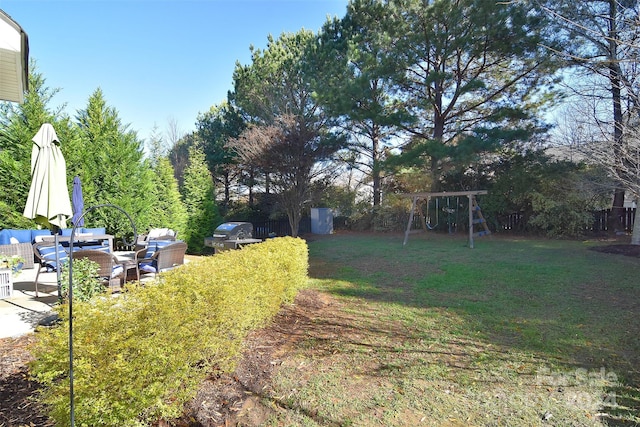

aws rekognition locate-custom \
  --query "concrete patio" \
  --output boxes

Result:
[0,252,164,339]
[0,266,58,339]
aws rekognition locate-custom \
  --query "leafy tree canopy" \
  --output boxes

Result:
[377,0,562,189]
[230,30,347,235]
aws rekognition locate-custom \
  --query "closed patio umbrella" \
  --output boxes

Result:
[71,175,84,227]
[23,123,72,229]
[23,122,72,302]
[23,124,80,426]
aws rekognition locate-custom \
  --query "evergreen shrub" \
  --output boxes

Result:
[529,192,596,238]
[29,236,308,427]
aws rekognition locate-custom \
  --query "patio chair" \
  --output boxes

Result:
[33,242,69,297]
[134,228,178,251]
[73,249,125,292]
[135,241,187,279]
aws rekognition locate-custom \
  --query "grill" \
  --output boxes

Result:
[204,222,262,253]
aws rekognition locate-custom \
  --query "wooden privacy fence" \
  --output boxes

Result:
[488,208,636,233]
[592,208,636,232]
[252,218,311,239]
[377,208,636,234]
[259,208,635,235]
[500,208,636,233]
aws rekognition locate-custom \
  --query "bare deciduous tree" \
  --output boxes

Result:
[582,119,640,243]
[537,0,640,233]
[228,115,336,237]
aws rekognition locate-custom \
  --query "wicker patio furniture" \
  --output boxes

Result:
[73,249,125,292]
[0,242,35,269]
[134,228,178,251]
[33,242,69,297]
[135,241,187,279]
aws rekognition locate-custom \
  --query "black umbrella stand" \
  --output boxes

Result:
[67,204,137,427]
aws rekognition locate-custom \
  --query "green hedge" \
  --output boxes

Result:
[29,237,309,427]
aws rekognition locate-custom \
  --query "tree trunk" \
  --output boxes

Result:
[372,133,381,207]
[286,199,301,238]
[282,184,306,238]
[248,167,254,206]
[223,172,230,208]
[611,189,625,232]
[430,72,445,192]
[607,0,626,233]
[288,212,300,238]
[630,205,640,245]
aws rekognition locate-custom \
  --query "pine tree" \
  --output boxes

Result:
[0,65,78,228]
[152,157,187,234]
[378,0,560,190]
[73,88,155,237]
[181,145,220,253]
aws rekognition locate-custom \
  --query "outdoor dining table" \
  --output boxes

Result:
[114,251,139,283]
[41,234,115,253]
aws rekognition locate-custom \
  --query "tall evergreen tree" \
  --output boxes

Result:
[147,124,167,162]
[0,65,77,228]
[313,2,411,207]
[146,128,188,236]
[73,88,155,236]
[231,31,346,236]
[181,144,220,253]
[196,101,244,210]
[379,0,561,190]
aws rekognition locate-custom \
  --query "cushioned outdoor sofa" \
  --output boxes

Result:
[0,229,54,269]
[0,227,110,269]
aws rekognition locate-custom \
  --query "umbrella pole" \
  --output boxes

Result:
[55,233,63,303]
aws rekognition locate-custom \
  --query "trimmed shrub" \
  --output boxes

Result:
[29,237,308,427]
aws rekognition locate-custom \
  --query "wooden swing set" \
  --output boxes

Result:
[400,190,490,248]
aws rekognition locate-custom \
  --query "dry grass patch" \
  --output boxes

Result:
[258,289,613,426]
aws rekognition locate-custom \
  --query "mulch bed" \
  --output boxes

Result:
[0,334,53,427]
[589,243,640,258]
[0,289,328,427]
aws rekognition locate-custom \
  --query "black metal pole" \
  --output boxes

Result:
[55,233,62,304]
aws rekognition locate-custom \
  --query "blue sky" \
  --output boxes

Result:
[0,0,348,144]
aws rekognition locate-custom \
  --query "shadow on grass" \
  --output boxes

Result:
[602,384,640,426]
[306,232,640,424]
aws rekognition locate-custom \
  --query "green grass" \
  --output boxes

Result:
[262,233,640,426]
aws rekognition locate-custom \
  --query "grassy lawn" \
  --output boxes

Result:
[260,232,640,426]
